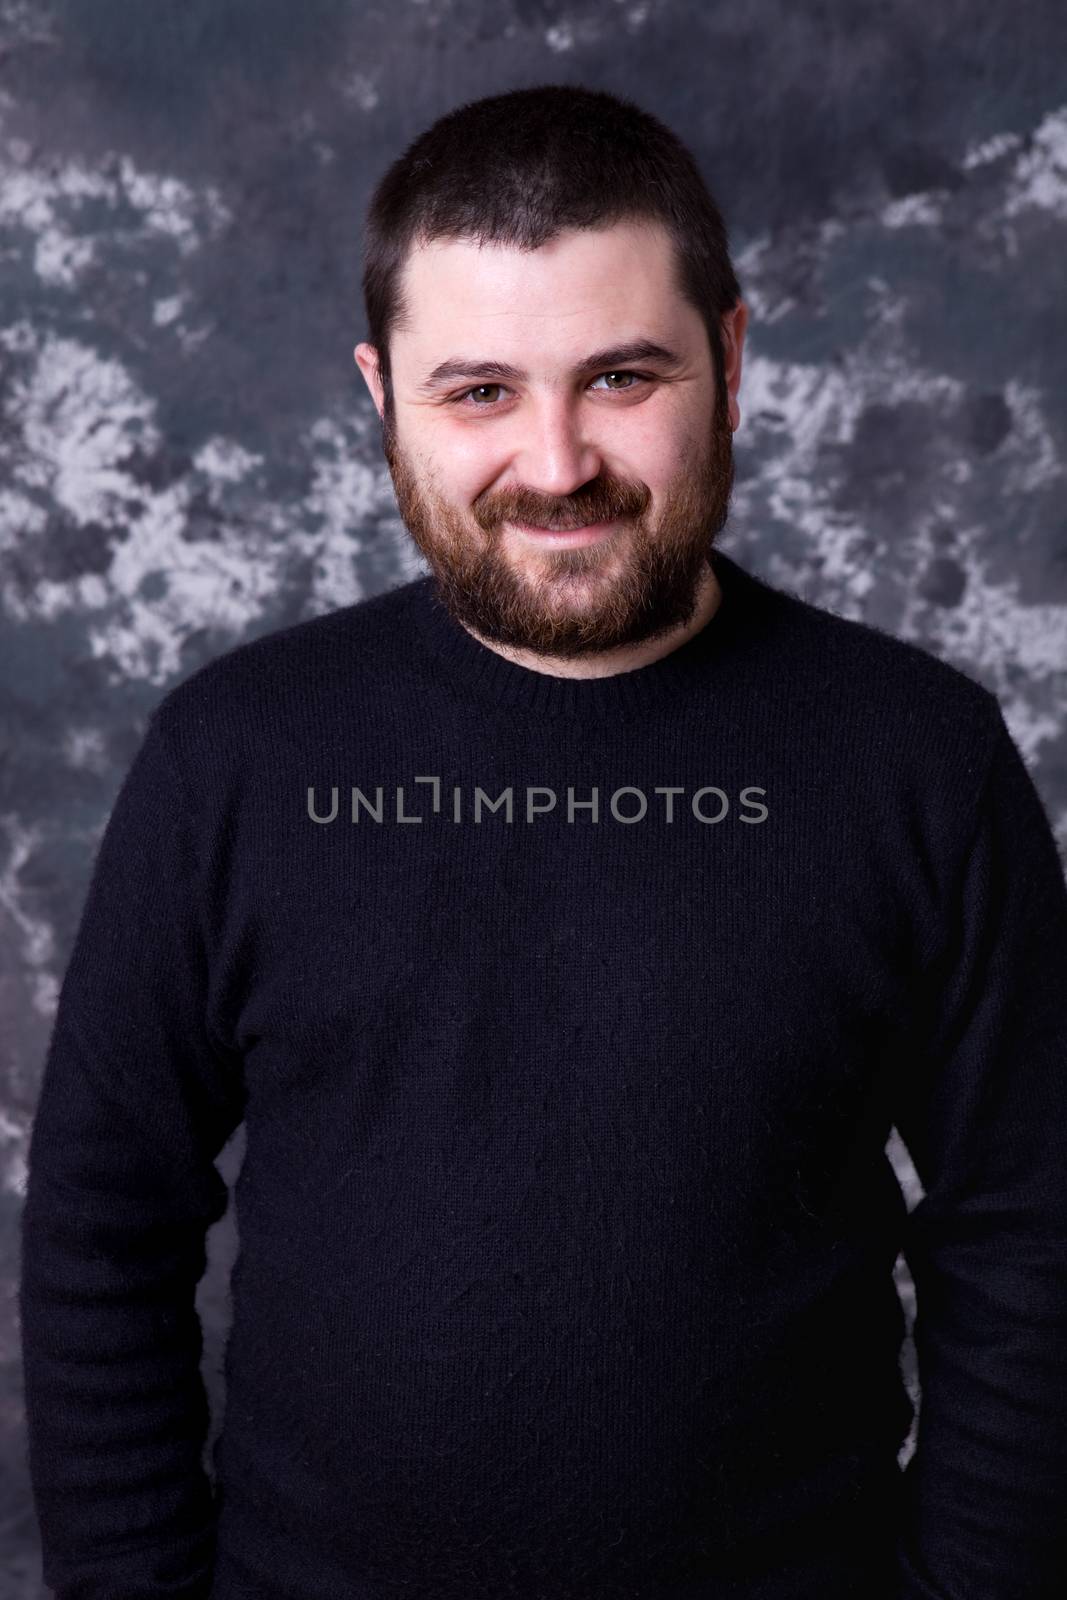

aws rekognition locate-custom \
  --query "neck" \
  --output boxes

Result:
[459,561,723,682]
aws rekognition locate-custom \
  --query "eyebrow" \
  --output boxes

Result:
[415,339,687,396]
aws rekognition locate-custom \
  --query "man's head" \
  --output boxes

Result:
[355,85,747,660]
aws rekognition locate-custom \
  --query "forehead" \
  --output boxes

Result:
[393,219,696,369]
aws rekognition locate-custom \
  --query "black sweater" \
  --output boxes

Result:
[20,549,1067,1599]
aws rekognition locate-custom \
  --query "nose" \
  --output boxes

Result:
[510,393,604,500]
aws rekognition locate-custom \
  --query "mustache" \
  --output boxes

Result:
[478,487,650,532]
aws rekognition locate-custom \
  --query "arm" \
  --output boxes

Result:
[19,705,246,1599]
[893,699,1067,1599]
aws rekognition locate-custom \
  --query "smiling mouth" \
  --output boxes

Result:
[511,517,615,533]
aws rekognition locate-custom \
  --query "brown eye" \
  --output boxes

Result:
[591,371,646,392]
[450,384,509,409]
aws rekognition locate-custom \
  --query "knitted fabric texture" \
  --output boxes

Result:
[20,549,1067,1599]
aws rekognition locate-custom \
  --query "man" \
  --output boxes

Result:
[20,84,1067,1600]
[359,213,740,673]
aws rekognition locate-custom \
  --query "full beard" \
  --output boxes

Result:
[382,391,735,660]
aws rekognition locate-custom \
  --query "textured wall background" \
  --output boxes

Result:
[3,1,1066,1590]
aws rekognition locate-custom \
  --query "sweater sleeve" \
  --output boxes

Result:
[18,703,246,1600]
[892,698,1067,1600]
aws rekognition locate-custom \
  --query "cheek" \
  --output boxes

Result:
[620,446,683,501]
[610,409,692,490]
[398,439,470,506]
[430,432,509,501]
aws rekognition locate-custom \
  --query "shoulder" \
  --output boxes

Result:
[161,576,425,706]
[148,575,430,770]
[745,559,1003,765]
[718,555,1008,861]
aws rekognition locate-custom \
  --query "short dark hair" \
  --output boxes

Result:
[361,84,742,424]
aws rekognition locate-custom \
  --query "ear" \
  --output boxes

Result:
[721,300,748,432]
[354,342,385,420]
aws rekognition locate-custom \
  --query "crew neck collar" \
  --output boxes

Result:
[404,547,768,722]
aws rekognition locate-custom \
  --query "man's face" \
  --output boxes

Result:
[358,220,745,659]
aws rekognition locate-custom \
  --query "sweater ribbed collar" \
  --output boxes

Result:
[404,547,768,722]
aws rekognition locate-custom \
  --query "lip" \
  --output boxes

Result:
[509,518,617,547]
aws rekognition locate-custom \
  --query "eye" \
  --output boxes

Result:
[589,370,645,392]
[449,371,651,409]
[454,383,507,408]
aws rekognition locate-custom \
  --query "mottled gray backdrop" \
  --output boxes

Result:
[3,0,1066,1590]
